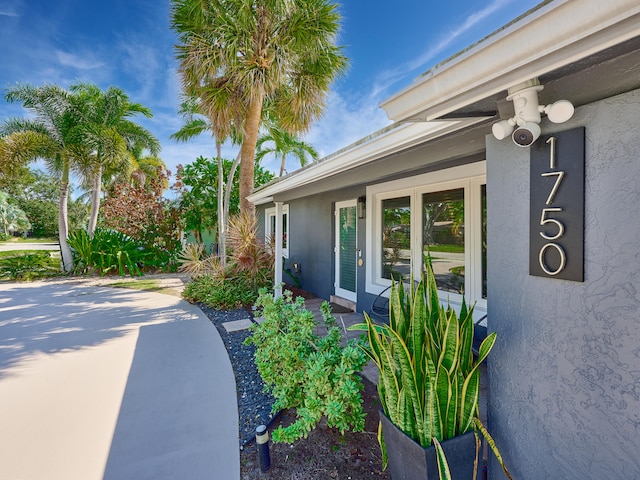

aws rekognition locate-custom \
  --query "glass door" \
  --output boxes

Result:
[335,200,357,302]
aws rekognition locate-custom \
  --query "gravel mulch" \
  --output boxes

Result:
[194,302,276,448]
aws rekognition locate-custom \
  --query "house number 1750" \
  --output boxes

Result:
[530,127,584,282]
[538,136,567,275]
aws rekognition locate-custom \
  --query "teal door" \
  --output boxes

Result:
[335,200,357,302]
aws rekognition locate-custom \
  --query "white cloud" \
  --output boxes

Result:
[371,0,515,99]
[55,50,104,70]
[304,89,391,160]
[0,0,20,16]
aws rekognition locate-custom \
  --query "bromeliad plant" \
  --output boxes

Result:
[350,256,512,479]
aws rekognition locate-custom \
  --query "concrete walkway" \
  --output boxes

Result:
[0,279,239,480]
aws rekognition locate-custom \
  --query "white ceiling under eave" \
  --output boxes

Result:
[380,0,640,123]
[247,117,489,205]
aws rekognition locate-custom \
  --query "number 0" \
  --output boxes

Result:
[539,243,566,275]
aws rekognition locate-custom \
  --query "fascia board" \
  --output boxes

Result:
[381,0,640,122]
[247,118,487,204]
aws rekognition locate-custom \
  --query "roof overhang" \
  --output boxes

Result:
[248,117,488,205]
[380,0,640,122]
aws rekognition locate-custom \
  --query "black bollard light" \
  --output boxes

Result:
[256,424,271,472]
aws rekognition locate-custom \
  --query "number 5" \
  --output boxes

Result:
[540,208,564,240]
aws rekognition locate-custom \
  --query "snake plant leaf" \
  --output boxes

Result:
[389,326,424,442]
[439,310,460,373]
[459,300,475,373]
[459,368,480,433]
[476,331,497,365]
[433,437,453,480]
[474,418,514,480]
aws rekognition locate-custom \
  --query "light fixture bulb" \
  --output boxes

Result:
[545,100,575,123]
[492,119,515,140]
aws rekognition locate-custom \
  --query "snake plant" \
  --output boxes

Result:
[350,256,512,479]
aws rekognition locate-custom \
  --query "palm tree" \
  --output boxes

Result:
[256,122,319,176]
[171,97,242,262]
[171,0,348,216]
[69,83,160,235]
[1,84,82,271]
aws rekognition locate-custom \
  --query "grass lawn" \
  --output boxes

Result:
[425,244,464,253]
[0,250,61,281]
[0,237,58,244]
[108,279,178,296]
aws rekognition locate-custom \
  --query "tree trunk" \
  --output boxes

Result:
[239,88,265,217]
[87,164,102,236]
[58,160,73,272]
[279,154,287,177]
[222,152,241,264]
[216,141,224,259]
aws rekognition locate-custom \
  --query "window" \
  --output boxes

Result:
[423,188,465,294]
[366,162,487,309]
[265,205,289,258]
[382,196,411,281]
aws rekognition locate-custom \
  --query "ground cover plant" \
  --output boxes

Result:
[0,250,59,281]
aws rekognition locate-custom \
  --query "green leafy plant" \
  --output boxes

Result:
[181,212,273,309]
[0,251,58,281]
[350,256,512,479]
[245,290,368,444]
[68,228,148,277]
[183,273,260,309]
[178,243,223,277]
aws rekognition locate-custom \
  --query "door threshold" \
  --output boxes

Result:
[330,295,356,312]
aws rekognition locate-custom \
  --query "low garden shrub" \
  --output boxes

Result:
[68,228,148,277]
[245,290,368,443]
[180,212,273,309]
[182,273,263,310]
[0,251,59,281]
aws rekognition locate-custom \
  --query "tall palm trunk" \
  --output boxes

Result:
[279,154,288,177]
[88,164,103,236]
[216,141,224,261]
[239,88,264,217]
[58,159,73,272]
[222,152,241,264]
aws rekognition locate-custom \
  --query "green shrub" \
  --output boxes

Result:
[0,251,59,281]
[68,228,148,277]
[182,212,273,309]
[245,289,368,443]
[182,272,265,309]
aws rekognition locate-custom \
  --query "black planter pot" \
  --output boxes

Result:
[380,411,477,480]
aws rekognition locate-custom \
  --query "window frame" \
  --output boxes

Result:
[265,204,289,258]
[366,162,487,310]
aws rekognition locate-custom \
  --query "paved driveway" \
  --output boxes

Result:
[0,280,239,480]
[0,242,60,252]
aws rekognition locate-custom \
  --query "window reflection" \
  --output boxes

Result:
[382,196,411,281]
[423,189,465,294]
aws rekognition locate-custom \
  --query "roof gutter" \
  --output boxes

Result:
[248,117,488,205]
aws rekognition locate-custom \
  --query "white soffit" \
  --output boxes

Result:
[248,117,488,204]
[380,0,640,122]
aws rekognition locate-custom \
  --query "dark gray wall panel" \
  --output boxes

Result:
[487,88,640,479]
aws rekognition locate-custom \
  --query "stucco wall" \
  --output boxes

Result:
[486,88,640,479]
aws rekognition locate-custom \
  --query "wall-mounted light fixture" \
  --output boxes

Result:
[492,79,574,147]
[357,196,366,219]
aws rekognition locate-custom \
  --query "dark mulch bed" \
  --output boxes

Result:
[195,302,276,446]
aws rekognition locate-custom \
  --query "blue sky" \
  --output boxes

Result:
[0,0,541,181]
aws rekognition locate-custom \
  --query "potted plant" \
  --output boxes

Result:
[350,256,512,480]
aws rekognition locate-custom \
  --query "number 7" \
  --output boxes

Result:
[541,171,565,205]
